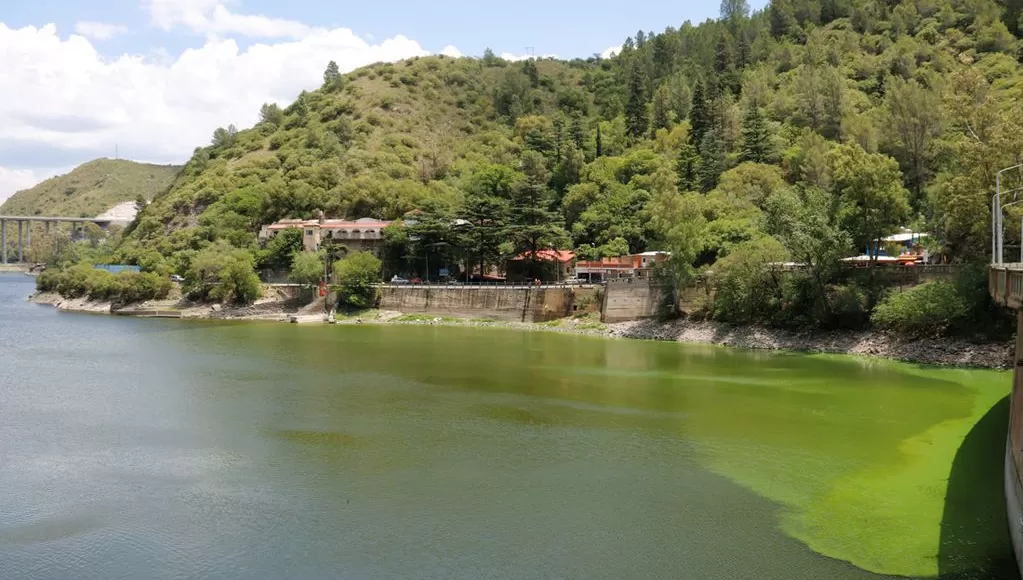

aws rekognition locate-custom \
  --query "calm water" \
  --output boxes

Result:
[0,273,1018,580]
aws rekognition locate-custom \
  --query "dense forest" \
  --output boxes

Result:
[38,0,1023,336]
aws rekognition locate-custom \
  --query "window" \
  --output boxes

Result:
[305,229,313,236]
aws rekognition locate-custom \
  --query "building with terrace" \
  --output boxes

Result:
[258,214,393,254]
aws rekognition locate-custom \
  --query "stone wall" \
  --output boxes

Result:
[377,285,597,322]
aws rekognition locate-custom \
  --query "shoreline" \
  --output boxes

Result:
[28,291,1013,370]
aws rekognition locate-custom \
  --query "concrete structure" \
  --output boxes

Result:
[377,284,599,323]
[988,264,1023,577]
[259,215,392,254]
[0,214,131,264]
[575,251,669,282]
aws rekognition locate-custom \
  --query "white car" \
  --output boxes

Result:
[170,274,185,283]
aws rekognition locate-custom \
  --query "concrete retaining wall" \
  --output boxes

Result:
[602,279,664,323]
[377,285,597,323]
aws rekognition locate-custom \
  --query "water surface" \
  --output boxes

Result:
[0,273,1015,579]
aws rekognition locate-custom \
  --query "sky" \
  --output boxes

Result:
[0,0,769,205]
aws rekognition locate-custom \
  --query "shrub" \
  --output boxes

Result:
[871,281,968,337]
[332,251,382,309]
[186,241,263,305]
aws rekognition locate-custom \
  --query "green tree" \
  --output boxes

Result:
[211,125,238,148]
[259,103,284,126]
[650,84,673,135]
[883,77,941,209]
[690,79,710,146]
[676,137,701,192]
[257,229,304,272]
[522,59,539,88]
[647,186,707,318]
[186,241,262,305]
[828,144,910,264]
[507,151,569,278]
[698,129,727,192]
[289,251,324,286]
[406,201,455,281]
[459,191,509,278]
[323,60,342,90]
[740,103,771,163]
[625,65,649,140]
[333,251,382,309]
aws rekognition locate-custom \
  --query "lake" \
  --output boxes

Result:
[0,273,1017,579]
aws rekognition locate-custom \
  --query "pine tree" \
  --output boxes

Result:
[698,129,727,192]
[676,138,701,192]
[323,61,342,91]
[690,80,710,148]
[770,0,796,39]
[508,152,569,279]
[569,113,586,151]
[651,85,672,136]
[595,123,604,158]
[740,105,771,163]
[625,65,649,140]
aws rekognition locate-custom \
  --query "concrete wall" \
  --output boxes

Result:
[377,285,596,322]
[601,279,665,323]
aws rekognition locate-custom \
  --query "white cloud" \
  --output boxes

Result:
[0,167,54,205]
[500,52,557,62]
[145,0,317,39]
[440,45,462,58]
[0,22,431,194]
[74,21,128,41]
[601,45,622,59]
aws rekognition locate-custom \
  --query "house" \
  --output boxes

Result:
[259,215,393,254]
[574,251,670,282]
[506,249,576,282]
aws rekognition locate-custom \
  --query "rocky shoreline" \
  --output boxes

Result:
[608,319,1014,370]
[29,291,1013,370]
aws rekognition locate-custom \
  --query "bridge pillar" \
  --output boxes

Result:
[17,220,23,263]
[25,220,30,261]
[1,219,5,264]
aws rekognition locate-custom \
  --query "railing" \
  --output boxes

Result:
[989,264,1023,308]
[375,280,599,290]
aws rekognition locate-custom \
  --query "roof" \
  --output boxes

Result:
[512,249,576,263]
[883,233,928,243]
[635,251,669,256]
[267,218,392,230]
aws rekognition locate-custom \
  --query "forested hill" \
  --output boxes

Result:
[91,0,1023,332]
[0,159,181,218]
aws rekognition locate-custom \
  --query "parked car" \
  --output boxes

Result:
[390,275,410,285]
[170,274,185,283]
[410,277,423,285]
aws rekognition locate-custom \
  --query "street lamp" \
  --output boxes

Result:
[995,165,1023,264]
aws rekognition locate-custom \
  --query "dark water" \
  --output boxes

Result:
[0,273,1016,579]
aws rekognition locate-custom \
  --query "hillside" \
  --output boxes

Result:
[55,0,1023,338]
[0,159,181,218]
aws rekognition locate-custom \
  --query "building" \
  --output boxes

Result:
[574,251,670,282]
[259,215,393,254]
[506,250,576,282]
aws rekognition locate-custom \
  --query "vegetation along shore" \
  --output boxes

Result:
[9,0,1023,369]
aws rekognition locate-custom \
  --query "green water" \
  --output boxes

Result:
[0,274,1017,579]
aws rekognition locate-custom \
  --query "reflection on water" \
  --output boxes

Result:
[0,274,1016,579]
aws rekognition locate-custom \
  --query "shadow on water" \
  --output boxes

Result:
[939,395,1021,580]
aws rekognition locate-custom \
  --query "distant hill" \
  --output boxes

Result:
[0,159,181,218]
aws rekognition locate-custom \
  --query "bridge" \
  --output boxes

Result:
[0,214,131,264]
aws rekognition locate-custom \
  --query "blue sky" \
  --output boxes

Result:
[3,0,769,59]
[0,0,769,203]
